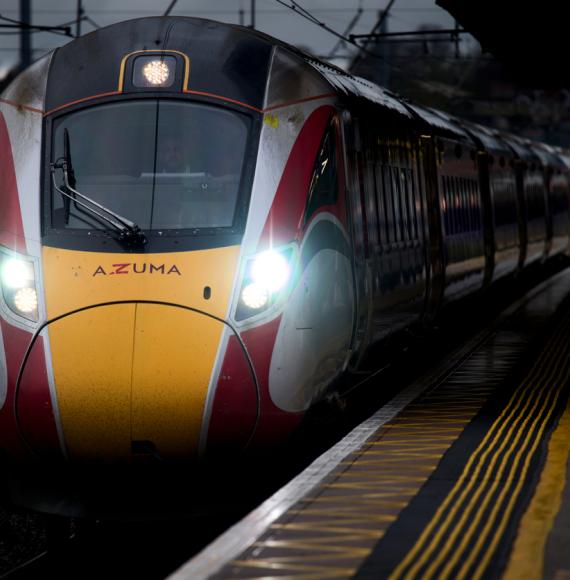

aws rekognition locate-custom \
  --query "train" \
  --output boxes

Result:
[0,16,568,475]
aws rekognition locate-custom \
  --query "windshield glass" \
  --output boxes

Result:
[50,100,250,232]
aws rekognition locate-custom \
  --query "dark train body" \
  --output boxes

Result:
[0,16,568,488]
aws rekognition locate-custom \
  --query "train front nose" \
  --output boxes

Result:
[38,246,245,463]
[47,303,229,462]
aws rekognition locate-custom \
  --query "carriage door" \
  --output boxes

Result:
[339,110,371,367]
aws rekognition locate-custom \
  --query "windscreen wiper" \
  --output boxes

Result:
[50,158,147,247]
[62,129,75,224]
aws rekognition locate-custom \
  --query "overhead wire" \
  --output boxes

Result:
[350,0,397,70]
[270,0,488,100]
[327,0,363,60]
[271,0,395,67]
[0,13,73,37]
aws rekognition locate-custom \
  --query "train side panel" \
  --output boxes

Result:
[204,48,354,451]
[0,56,64,460]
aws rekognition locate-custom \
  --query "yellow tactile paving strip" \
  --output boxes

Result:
[222,384,495,578]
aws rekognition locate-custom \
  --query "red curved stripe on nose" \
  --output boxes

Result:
[0,320,61,459]
[257,105,333,251]
[0,113,27,253]
[206,317,303,453]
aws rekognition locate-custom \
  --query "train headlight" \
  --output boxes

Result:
[0,253,39,322]
[14,288,38,314]
[250,251,291,294]
[2,258,34,289]
[236,247,296,321]
[241,283,269,310]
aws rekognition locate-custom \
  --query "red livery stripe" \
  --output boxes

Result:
[207,318,303,453]
[0,321,61,459]
[258,105,334,250]
[0,113,27,254]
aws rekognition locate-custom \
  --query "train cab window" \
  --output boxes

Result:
[48,99,251,233]
[304,125,338,225]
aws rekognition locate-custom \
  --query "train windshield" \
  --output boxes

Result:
[49,100,251,232]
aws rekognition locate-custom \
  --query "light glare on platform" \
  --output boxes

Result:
[14,287,38,314]
[142,60,171,85]
[251,251,291,294]
[2,258,34,289]
[241,283,269,309]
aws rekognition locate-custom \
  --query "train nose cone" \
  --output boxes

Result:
[44,303,228,462]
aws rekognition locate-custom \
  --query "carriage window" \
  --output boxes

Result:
[375,164,388,246]
[391,166,403,242]
[382,165,395,244]
[49,99,250,232]
[304,125,338,224]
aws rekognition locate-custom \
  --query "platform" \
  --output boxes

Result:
[171,268,570,580]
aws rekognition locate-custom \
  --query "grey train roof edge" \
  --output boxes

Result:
[460,121,514,157]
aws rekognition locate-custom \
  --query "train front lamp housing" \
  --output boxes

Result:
[236,248,295,320]
[0,253,39,322]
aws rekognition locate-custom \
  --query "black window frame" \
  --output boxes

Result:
[303,120,341,227]
[41,94,261,253]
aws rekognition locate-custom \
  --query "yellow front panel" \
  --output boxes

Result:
[42,245,240,461]
[131,305,224,458]
[42,246,240,319]
[48,304,135,461]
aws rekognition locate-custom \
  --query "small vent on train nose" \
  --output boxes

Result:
[131,440,162,461]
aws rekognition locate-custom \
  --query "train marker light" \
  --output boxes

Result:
[132,55,177,88]
[250,251,291,294]
[14,287,38,315]
[143,60,171,86]
[2,258,34,289]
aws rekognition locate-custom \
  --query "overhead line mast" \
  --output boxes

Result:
[20,0,31,70]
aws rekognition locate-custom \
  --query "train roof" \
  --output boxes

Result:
[460,121,513,157]
[406,105,472,140]
[497,133,540,163]
[528,142,566,171]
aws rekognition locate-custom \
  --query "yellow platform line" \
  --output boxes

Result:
[389,313,569,580]
[407,334,568,579]
[502,395,570,580]
[450,366,569,579]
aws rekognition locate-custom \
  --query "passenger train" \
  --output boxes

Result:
[0,17,568,473]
